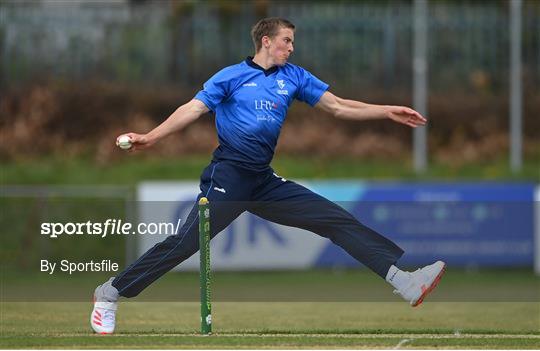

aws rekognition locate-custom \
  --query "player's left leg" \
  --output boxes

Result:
[249,171,445,306]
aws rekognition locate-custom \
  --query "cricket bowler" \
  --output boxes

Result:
[91,17,446,334]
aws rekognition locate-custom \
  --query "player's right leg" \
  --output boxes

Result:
[90,161,249,334]
[91,195,244,334]
[91,277,119,334]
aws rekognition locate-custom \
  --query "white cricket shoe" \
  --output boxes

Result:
[91,299,117,334]
[90,279,119,334]
[393,260,446,307]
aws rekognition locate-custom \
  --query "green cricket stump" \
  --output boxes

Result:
[198,197,212,335]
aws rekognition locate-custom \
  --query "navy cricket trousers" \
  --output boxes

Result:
[113,160,404,298]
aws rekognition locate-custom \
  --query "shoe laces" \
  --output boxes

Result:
[101,308,116,326]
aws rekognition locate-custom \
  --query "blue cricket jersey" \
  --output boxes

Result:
[194,57,329,170]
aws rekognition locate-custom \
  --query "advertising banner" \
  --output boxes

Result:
[137,181,536,270]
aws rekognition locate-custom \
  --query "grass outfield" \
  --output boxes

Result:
[1,270,539,349]
[2,269,539,302]
[1,302,539,349]
[2,154,539,185]
[2,155,539,348]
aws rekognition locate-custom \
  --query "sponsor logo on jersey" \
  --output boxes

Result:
[255,100,279,122]
[254,100,279,110]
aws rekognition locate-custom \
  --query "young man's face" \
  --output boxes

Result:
[265,27,294,66]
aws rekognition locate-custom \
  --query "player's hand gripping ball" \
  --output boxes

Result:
[116,135,132,150]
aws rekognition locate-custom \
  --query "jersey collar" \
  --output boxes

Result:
[245,56,279,76]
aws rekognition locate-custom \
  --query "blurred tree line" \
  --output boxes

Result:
[1,0,539,164]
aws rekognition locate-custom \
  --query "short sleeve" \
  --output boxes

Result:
[194,69,230,112]
[295,69,329,106]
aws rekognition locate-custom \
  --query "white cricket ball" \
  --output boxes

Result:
[117,135,132,150]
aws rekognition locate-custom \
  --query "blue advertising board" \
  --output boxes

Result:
[138,182,537,270]
[313,182,535,268]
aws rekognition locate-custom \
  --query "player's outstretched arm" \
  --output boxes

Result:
[116,99,209,151]
[315,91,427,128]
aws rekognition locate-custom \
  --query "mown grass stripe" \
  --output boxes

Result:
[9,333,539,339]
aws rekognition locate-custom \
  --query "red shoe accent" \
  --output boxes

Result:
[412,263,446,307]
